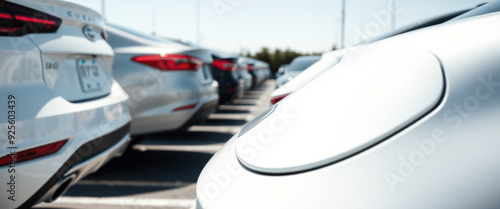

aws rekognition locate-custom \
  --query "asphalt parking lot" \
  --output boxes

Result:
[34,80,275,209]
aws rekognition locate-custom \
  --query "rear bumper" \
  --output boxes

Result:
[180,98,219,129]
[0,81,131,209]
[20,122,131,208]
[130,91,219,135]
[219,79,245,103]
[125,71,219,134]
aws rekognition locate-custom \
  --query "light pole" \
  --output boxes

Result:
[101,0,106,22]
[152,7,156,35]
[340,0,346,48]
[391,0,396,30]
[196,0,201,45]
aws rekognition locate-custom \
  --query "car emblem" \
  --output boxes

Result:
[82,25,96,41]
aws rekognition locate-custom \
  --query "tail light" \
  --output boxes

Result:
[173,103,198,112]
[101,29,108,41]
[0,139,68,167]
[247,64,255,71]
[0,1,62,36]
[132,54,203,71]
[213,59,237,71]
[270,94,289,104]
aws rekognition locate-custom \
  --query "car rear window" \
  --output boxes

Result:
[288,57,320,72]
[107,23,186,47]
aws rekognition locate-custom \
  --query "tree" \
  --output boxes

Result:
[247,47,325,75]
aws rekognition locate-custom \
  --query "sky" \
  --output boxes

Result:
[65,0,488,54]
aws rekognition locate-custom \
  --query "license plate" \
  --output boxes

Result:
[76,59,104,92]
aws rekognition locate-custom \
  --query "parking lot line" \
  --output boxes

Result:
[53,197,195,208]
[132,143,224,153]
[77,179,193,187]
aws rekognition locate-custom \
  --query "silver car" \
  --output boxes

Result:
[0,1,131,208]
[243,57,267,87]
[271,50,346,104]
[275,55,320,88]
[237,57,253,90]
[195,2,500,208]
[106,24,219,135]
[275,64,289,78]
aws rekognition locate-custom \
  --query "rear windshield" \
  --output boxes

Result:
[107,23,186,47]
[288,57,320,72]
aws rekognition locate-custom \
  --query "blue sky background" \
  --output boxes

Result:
[66,0,488,54]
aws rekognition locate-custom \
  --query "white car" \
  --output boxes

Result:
[195,2,500,208]
[0,1,131,208]
[270,8,472,104]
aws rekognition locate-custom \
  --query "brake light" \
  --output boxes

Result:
[132,54,203,71]
[0,2,61,36]
[270,94,289,104]
[101,29,108,41]
[213,59,236,71]
[247,64,255,71]
[173,103,198,112]
[0,140,68,167]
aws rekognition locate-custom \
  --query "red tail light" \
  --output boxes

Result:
[101,29,108,41]
[0,1,61,36]
[213,59,237,71]
[247,64,255,71]
[132,54,203,71]
[0,140,68,167]
[173,103,198,112]
[270,94,289,104]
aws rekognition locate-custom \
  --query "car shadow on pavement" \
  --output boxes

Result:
[200,119,248,126]
[228,103,256,106]
[215,109,251,114]
[63,150,213,198]
[240,95,261,100]
[144,130,234,145]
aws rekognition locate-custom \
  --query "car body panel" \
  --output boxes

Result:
[238,47,444,174]
[196,10,500,209]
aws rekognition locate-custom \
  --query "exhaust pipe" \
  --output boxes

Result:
[43,174,76,203]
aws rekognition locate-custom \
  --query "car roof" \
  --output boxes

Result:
[107,23,188,48]
[362,8,471,44]
[449,0,500,21]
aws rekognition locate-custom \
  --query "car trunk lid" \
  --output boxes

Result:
[16,0,114,102]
